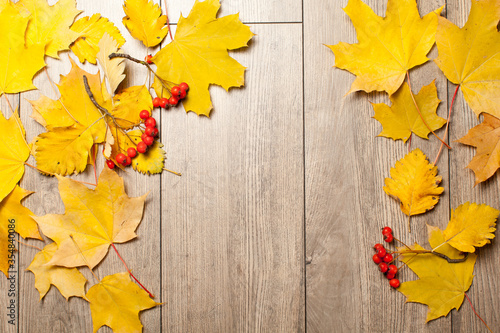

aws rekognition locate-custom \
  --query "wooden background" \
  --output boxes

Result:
[1,0,499,332]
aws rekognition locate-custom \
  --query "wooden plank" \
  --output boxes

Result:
[165,0,302,24]
[160,23,305,332]
[446,0,500,331]
[304,0,451,331]
[16,1,161,332]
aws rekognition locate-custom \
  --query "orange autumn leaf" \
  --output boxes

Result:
[327,0,442,95]
[384,149,443,218]
[373,81,445,142]
[457,114,500,184]
[435,0,500,118]
[33,168,147,269]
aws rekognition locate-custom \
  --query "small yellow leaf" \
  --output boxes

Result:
[122,0,168,47]
[442,202,499,253]
[111,86,152,129]
[17,0,82,58]
[373,81,445,142]
[152,0,254,116]
[398,226,476,322]
[70,14,125,64]
[87,272,159,333]
[384,149,443,217]
[34,168,147,269]
[34,124,95,176]
[0,186,42,277]
[0,2,45,95]
[0,110,30,202]
[327,0,442,95]
[96,33,126,95]
[435,0,500,118]
[27,243,87,300]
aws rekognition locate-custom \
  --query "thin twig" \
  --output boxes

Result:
[163,168,182,176]
[395,248,469,263]
[406,72,451,149]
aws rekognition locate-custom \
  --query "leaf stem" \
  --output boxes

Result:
[163,0,174,41]
[111,243,155,298]
[15,239,43,252]
[433,84,460,165]
[465,293,493,333]
[406,72,451,149]
[163,168,182,176]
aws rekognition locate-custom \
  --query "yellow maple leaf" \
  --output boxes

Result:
[0,186,42,277]
[0,2,45,96]
[440,202,499,253]
[398,225,477,322]
[96,33,126,95]
[457,114,500,184]
[0,110,30,202]
[70,13,125,64]
[373,81,445,142]
[122,0,168,48]
[384,149,444,218]
[435,0,500,118]
[152,0,254,116]
[34,168,147,269]
[16,0,82,58]
[27,242,87,300]
[87,272,159,333]
[327,0,442,95]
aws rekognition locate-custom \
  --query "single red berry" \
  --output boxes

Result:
[382,227,393,235]
[374,243,384,250]
[171,86,181,96]
[372,254,382,264]
[116,153,127,164]
[179,89,187,99]
[386,272,395,280]
[137,141,147,153]
[139,110,150,120]
[383,253,393,263]
[179,82,189,91]
[106,160,115,169]
[388,264,398,274]
[144,135,154,146]
[377,247,386,258]
[152,97,161,108]
[378,262,388,273]
[145,54,153,64]
[159,97,168,108]
[145,117,156,128]
[145,126,156,137]
[169,96,179,106]
[384,233,394,243]
[152,127,159,137]
[127,147,137,158]
[389,278,400,288]
[141,133,149,142]
[123,155,132,166]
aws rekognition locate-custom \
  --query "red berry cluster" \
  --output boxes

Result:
[106,110,159,169]
[372,227,400,288]
[152,82,189,109]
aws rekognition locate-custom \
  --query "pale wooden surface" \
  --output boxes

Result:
[1,0,498,332]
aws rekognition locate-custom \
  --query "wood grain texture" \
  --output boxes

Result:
[160,23,304,332]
